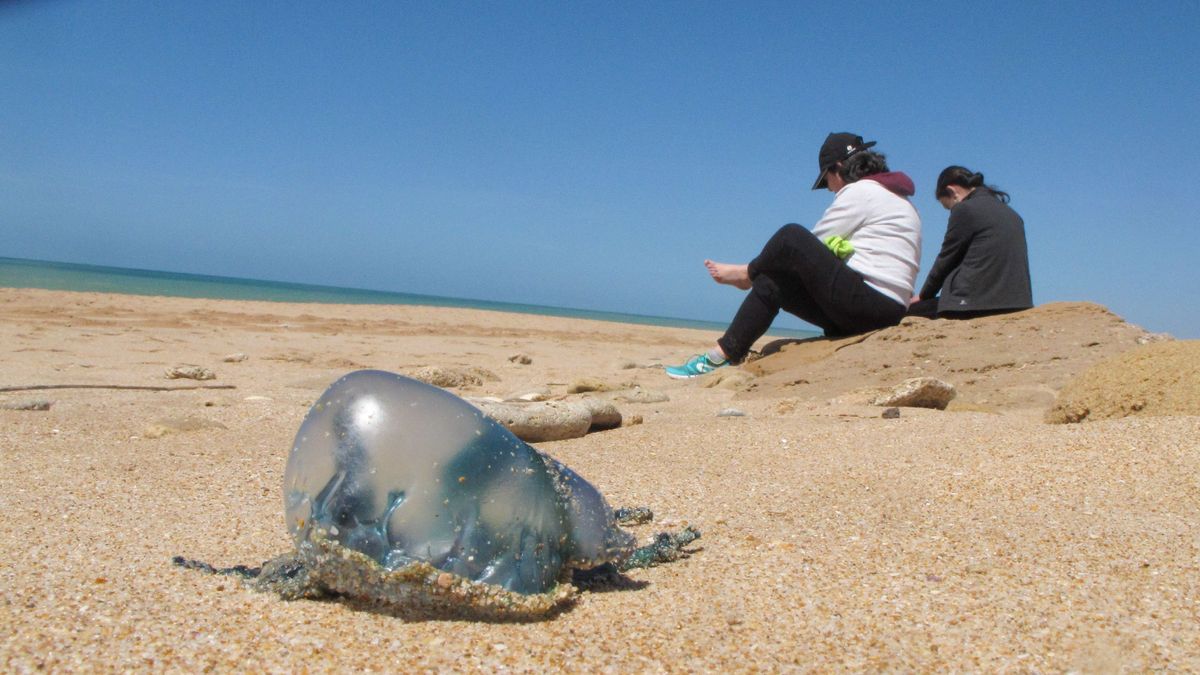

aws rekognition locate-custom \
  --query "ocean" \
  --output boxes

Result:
[0,257,818,338]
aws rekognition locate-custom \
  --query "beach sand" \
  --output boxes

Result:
[2,288,1198,671]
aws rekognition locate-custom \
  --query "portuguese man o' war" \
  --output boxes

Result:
[285,369,635,595]
[173,369,700,620]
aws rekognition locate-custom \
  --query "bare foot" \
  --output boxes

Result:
[705,260,751,290]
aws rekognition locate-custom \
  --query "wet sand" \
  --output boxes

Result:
[2,288,1197,671]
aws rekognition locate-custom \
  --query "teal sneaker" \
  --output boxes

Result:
[664,353,728,379]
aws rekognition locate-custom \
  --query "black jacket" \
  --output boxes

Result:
[919,188,1032,313]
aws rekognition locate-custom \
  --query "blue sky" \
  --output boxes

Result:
[2,1,1198,337]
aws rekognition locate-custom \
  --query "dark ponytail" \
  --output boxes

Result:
[838,150,890,183]
[935,165,1010,203]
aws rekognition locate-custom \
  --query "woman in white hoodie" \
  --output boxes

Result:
[666,133,921,379]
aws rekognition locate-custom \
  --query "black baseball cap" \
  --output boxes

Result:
[812,132,877,190]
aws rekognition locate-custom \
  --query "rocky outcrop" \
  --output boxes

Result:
[1046,340,1199,423]
[740,303,1160,413]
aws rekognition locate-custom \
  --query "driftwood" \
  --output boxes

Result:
[0,384,237,393]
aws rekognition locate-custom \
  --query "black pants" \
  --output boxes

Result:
[906,298,1026,320]
[717,224,905,362]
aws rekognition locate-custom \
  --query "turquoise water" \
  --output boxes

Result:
[0,257,818,338]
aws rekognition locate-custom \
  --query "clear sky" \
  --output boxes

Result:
[2,1,1198,337]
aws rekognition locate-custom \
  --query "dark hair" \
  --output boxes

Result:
[836,150,889,183]
[935,165,1010,203]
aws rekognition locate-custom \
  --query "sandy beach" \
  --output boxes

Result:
[2,287,1198,671]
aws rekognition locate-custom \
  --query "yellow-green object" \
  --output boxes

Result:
[824,236,855,260]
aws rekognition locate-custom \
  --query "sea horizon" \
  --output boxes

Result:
[0,256,818,339]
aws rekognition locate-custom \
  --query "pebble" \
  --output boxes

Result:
[881,407,901,419]
[222,353,248,363]
[508,353,532,365]
[717,408,746,417]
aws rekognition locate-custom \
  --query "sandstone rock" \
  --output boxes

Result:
[467,367,499,382]
[579,398,622,431]
[407,366,498,389]
[743,303,1155,412]
[469,400,590,442]
[165,364,216,380]
[1046,340,1200,423]
[508,353,532,365]
[470,397,624,442]
[871,377,956,410]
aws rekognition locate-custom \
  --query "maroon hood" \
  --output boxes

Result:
[863,171,915,197]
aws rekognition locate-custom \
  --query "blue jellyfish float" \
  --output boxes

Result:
[175,369,698,619]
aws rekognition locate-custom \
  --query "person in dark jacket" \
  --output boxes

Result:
[908,166,1032,319]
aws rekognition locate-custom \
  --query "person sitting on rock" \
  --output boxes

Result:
[907,166,1032,320]
[665,133,922,379]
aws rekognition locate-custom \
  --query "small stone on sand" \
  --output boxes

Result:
[0,398,52,411]
[165,364,216,380]
[871,377,956,410]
